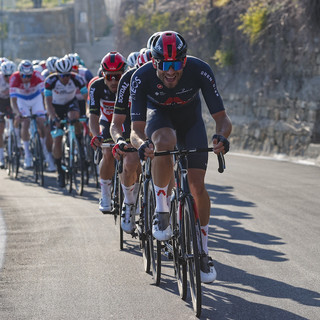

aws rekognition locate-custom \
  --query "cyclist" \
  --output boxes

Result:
[0,60,16,168]
[41,56,58,79]
[110,48,152,233]
[9,60,49,169]
[44,56,88,187]
[89,51,126,213]
[126,51,139,69]
[130,31,232,283]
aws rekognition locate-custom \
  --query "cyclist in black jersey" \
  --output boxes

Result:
[45,57,88,187]
[130,31,232,284]
[110,48,152,233]
[89,52,127,213]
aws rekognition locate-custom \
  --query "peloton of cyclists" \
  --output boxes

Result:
[130,31,232,284]
[0,60,16,168]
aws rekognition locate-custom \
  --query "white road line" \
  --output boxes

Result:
[0,209,7,270]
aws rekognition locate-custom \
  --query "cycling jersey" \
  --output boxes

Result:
[88,77,116,123]
[44,72,87,105]
[9,70,44,100]
[75,67,93,101]
[130,56,225,170]
[0,72,10,99]
[130,56,224,121]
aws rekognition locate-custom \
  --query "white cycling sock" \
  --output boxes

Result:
[154,184,169,213]
[122,183,136,204]
[100,179,111,198]
[23,140,31,158]
[133,182,139,198]
[201,224,209,254]
[40,137,49,155]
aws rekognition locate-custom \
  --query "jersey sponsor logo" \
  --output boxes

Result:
[200,70,220,97]
[130,76,141,100]
[89,87,96,105]
[176,88,193,95]
[117,81,129,104]
[157,84,163,89]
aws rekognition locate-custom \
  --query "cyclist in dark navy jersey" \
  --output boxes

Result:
[110,48,152,234]
[89,52,127,213]
[130,31,232,284]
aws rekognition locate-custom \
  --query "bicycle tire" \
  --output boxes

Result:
[71,138,84,196]
[33,133,44,186]
[139,180,151,273]
[61,139,69,189]
[118,172,124,250]
[171,188,187,300]
[147,181,161,285]
[5,133,11,176]
[184,196,202,317]
[10,131,20,180]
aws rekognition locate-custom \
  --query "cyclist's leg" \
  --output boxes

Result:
[0,115,4,167]
[98,120,114,212]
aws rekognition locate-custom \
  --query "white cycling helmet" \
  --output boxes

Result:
[46,56,58,73]
[0,57,9,64]
[1,60,17,76]
[18,60,34,75]
[65,53,79,67]
[126,51,139,68]
[55,57,72,73]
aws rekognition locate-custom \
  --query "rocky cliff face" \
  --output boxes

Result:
[115,0,320,162]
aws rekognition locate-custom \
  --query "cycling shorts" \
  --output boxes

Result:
[100,119,113,143]
[53,97,80,120]
[145,105,208,170]
[0,98,12,120]
[17,94,46,117]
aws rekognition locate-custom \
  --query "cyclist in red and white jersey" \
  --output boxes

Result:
[0,60,16,168]
[9,60,48,169]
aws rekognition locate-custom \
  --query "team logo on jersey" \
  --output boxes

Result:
[157,84,163,89]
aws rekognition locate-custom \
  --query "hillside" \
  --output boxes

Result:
[115,0,320,162]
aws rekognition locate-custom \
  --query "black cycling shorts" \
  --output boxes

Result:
[99,119,113,143]
[0,98,11,117]
[145,104,208,170]
[53,97,80,120]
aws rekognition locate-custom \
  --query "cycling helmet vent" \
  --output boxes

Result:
[101,51,126,72]
[55,57,72,73]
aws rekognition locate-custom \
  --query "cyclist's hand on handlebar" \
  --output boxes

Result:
[138,139,154,161]
[212,134,230,154]
[90,135,103,150]
[112,137,128,160]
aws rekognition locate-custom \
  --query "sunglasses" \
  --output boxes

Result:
[104,73,122,81]
[21,74,32,79]
[156,60,184,71]
[59,73,71,78]
[4,74,11,78]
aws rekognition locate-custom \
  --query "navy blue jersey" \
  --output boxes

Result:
[130,57,224,122]
[114,66,137,116]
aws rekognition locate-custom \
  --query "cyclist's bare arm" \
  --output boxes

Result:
[110,113,126,143]
[89,113,100,138]
[44,95,56,119]
[211,110,232,154]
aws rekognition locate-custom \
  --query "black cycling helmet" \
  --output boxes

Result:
[146,31,161,49]
[151,31,187,61]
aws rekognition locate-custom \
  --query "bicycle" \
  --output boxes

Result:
[154,148,225,317]
[23,113,47,186]
[51,117,86,195]
[4,115,20,179]
[101,143,137,250]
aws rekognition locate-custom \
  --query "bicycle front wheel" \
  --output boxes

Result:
[32,133,44,186]
[183,196,202,317]
[71,138,85,196]
[10,131,20,180]
[147,181,161,285]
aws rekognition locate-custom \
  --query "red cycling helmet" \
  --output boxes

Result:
[101,51,126,72]
[151,31,187,61]
[136,48,152,67]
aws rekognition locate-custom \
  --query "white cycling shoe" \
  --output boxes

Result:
[24,156,33,169]
[200,254,217,283]
[99,196,111,213]
[121,203,136,233]
[152,212,172,241]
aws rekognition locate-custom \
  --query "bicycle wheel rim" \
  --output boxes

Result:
[61,139,69,189]
[32,138,39,183]
[72,139,84,195]
[147,182,161,285]
[118,175,124,250]
[184,197,202,317]
[172,192,187,300]
[11,132,19,179]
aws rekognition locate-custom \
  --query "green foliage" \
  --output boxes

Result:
[238,2,268,44]
[177,10,207,33]
[213,0,230,7]
[0,22,8,39]
[212,49,233,68]
[8,0,73,9]
[122,11,170,37]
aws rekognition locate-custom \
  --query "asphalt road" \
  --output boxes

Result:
[0,154,319,320]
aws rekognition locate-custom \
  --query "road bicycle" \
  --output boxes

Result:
[4,115,20,179]
[154,148,225,317]
[51,117,86,195]
[24,113,47,186]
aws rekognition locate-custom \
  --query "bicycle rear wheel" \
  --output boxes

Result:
[10,131,20,179]
[171,189,187,300]
[147,181,161,285]
[118,172,124,250]
[139,180,150,273]
[32,133,44,186]
[71,138,85,195]
[184,196,202,317]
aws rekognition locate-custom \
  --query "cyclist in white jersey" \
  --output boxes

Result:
[44,56,88,187]
[9,60,49,169]
[0,60,16,168]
